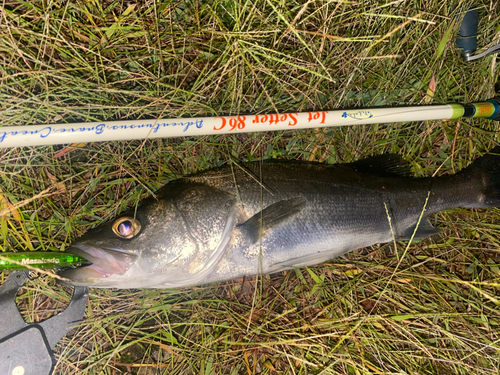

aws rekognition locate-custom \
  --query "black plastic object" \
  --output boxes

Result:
[455,4,500,62]
[456,5,479,59]
[0,271,89,375]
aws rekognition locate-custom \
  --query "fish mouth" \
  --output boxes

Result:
[58,245,138,286]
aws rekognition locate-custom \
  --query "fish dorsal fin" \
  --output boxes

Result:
[238,197,306,244]
[399,219,440,241]
[348,154,411,177]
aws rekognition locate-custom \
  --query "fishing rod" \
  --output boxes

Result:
[0,98,499,149]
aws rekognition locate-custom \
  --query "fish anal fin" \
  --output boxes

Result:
[349,154,411,177]
[238,197,306,244]
[398,219,440,241]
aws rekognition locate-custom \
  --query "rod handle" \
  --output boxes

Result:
[463,98,500,120]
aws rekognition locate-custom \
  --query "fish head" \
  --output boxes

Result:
[59,182,238,288]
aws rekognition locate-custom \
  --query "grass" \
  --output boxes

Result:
[1,0,500,373]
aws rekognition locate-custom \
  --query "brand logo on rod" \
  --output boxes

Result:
[341,111,373,120]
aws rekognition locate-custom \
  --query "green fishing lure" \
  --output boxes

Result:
[0,252,88,271]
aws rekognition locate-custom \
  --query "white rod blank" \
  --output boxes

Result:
[0,105,456,148]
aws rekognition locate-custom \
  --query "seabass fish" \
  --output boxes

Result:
[60,147,500,288]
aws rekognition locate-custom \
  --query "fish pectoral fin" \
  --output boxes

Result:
[237,197,306,244]
[349,154,411,177]
[398,219,441,241]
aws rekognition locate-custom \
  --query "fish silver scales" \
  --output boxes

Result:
[59,147,500,288]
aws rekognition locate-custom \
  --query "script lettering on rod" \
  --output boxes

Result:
[252,113,298,126]
[307,111,328,124]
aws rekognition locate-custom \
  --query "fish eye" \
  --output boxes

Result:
[112,217,141,239]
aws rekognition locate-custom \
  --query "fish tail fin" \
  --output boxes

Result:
[455,145,500,208]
